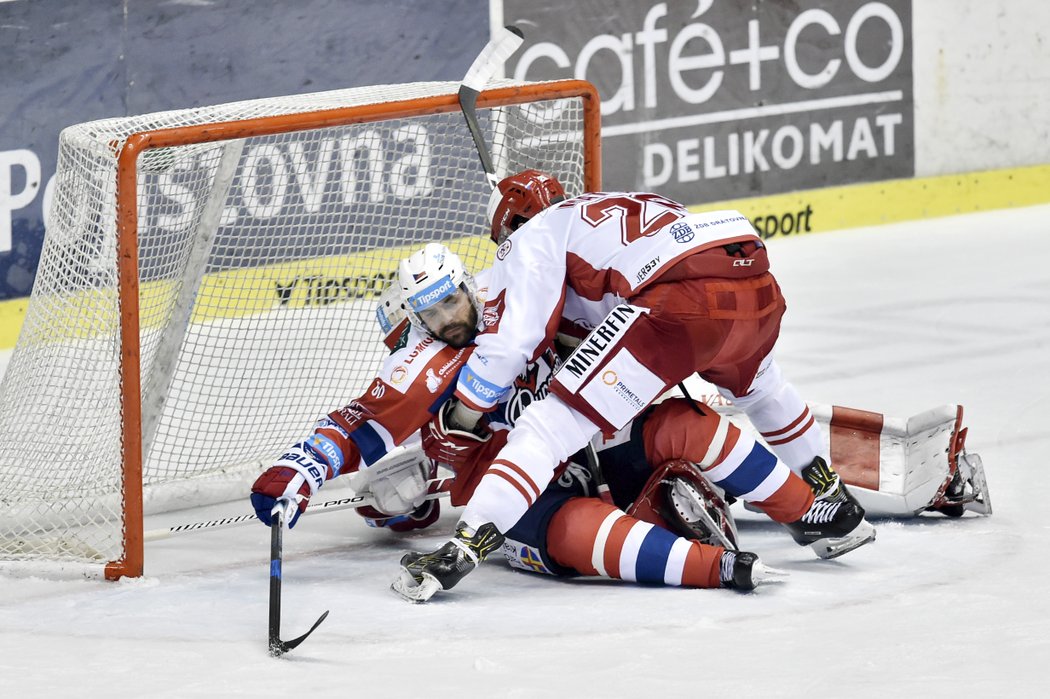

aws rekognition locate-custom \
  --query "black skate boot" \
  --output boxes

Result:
[785,457,876,559]
[392,521,504,602]
[719,550,787,591]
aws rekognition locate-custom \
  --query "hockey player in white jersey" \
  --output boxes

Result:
[396,171,878,601]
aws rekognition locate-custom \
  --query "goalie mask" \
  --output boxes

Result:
[486,169,566,245]
[398,243,482,348]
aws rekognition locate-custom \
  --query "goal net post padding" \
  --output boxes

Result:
[0,78,600,579]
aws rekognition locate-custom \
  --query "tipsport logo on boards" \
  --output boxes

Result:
[274,270,397,307]
[500,0,914,204]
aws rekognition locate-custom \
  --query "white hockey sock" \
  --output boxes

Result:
[719,358,826,473]
[743,382,826,473]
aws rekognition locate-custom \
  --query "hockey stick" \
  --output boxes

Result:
[458,25,524,188]
[269,508,329,657]
[676,379,711,418]
[144,477,455,542]
[583,443,614,505]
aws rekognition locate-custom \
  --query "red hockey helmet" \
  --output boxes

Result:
[486,169,566,244]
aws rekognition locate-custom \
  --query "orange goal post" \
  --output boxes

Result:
[0,78,600,579]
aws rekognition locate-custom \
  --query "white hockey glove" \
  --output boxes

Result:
[348,445,433,515]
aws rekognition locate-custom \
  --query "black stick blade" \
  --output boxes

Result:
[269,610,330,658]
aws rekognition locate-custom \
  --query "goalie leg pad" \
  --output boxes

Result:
[811,403,993,518]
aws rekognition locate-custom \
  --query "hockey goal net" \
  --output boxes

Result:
[0,78,600,579]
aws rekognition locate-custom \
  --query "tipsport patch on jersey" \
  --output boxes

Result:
[459,367,506,405]
[307,432,344,474]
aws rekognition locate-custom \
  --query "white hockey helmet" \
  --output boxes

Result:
[397,243,481,338]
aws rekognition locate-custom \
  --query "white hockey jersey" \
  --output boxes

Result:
[455,192,762,411]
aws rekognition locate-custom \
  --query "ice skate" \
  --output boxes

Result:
[666,471,739,550]
[929,451,993,517]
[392,521,504,603]
[719,550,788,591]
[785,457,876,559]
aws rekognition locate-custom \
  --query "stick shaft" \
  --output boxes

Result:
[268,511,283,655]
[145,478,454,542]
[458,25,523,188]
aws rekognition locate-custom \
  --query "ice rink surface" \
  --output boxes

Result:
[1,205,1048,698]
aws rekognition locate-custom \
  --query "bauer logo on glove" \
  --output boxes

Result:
[250,441,331,527]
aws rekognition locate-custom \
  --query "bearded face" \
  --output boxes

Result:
[419,289,479,348]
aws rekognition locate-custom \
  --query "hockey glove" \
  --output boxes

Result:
[421,400,491,470]
[391,521,504,603]
[250,442,329,528]
[251,467,311,528]
[356,499,441,532]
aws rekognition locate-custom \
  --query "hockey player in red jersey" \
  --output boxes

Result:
[397,171,878,601]
[251,244,828,595]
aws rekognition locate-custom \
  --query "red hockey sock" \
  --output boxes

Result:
[547,497,723,588]
[752,470,814,522]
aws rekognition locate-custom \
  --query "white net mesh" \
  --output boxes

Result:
[0,79,591,573]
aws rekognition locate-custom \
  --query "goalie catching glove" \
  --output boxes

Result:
[392,521,504,603]
[251,441,329,528]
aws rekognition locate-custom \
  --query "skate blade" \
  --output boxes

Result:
[810,519,877,560]
[391,569,442,603]
[753,562,790,586]
[961,452,993,516]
